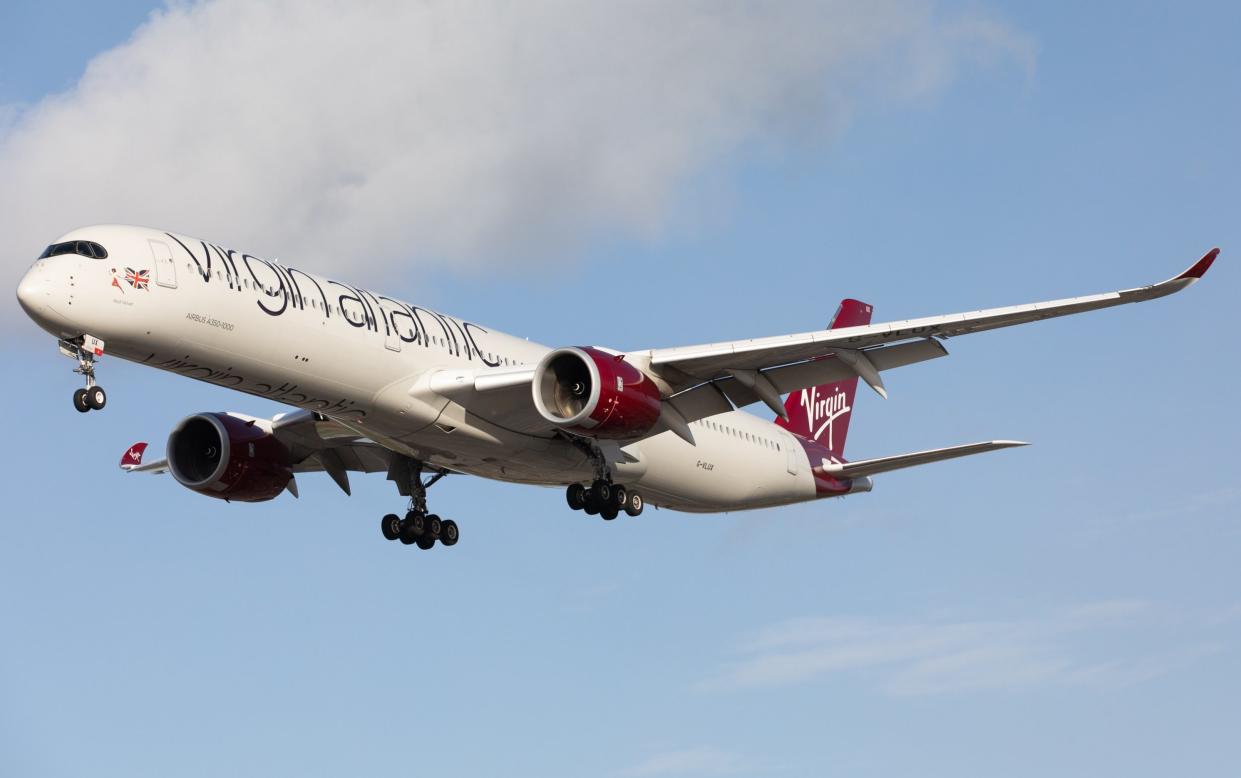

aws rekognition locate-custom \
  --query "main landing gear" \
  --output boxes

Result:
[563,438,644,520]
[380,458,458,551]
[566,480,644,520]
[61,339,107,413]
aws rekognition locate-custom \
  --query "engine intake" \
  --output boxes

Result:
[167,413,292,502]
[533,347,661,440]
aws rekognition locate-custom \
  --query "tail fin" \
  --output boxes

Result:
[775,299,873,461]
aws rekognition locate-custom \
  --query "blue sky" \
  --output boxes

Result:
[2,2,1238,776]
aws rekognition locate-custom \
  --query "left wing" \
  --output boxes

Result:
[119,410,392,495]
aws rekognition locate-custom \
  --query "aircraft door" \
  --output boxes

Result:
[785,435,800,475]
[149,239,177,289]
[382,306,401,352]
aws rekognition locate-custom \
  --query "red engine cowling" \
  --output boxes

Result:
[166,413,292,502]
[532,347,662,439]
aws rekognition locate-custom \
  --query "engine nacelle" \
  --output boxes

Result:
[532,347,662,440]
[167,413,292,502]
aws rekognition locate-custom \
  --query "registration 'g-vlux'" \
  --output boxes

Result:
[16,225,1218,550]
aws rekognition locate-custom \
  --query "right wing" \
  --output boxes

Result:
[639,249,1219,392]
[428,249,1218,436]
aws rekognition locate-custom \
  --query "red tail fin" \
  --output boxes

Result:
[775,299,873,461]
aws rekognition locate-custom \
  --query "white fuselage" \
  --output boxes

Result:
[17,224,846,512]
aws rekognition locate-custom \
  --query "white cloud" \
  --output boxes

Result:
[700,601,1225,696]
[1,0,1031,310]
[620,746,746,777]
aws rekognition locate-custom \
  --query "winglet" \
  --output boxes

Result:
[120,442,148,471]
[1176,248,1219,281]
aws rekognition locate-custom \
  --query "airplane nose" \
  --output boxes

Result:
[16,264,49,316]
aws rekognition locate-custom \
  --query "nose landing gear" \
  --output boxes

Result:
[61,338,107,413]
[380,458,459,550]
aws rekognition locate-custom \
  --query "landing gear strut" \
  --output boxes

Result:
[380,457,459,550]
[62,339,106,413]
[563,440,644,520]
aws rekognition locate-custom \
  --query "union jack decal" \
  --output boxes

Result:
[125,267,150,290]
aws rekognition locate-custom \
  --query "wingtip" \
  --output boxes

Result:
[119,441,148,470]
[1177,248,1220,281]
[994,440,1031,447]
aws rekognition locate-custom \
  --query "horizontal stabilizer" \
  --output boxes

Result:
[821,440,1028,478]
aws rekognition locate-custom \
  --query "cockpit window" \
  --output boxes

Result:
[39,240,108,260]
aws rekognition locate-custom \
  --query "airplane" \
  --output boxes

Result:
[15,224,1218,550]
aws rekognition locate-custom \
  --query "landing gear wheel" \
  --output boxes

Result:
[416,535,436,550]
[404,511,426,536]
[426,514,443,539]
[600,504,619,521]
[381,514,402,541]
[566,483,587,511]
[73,388,90,413]
[399,512,425,545]
[612,486,628,511]
[440,520,459,546]
[624,491,644,517]
[592,480,613,505]
[86,385,106,410]
[583,490,601,515]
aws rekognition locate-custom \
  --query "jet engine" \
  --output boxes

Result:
[532,347,662,440]
[166,413,292,502]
